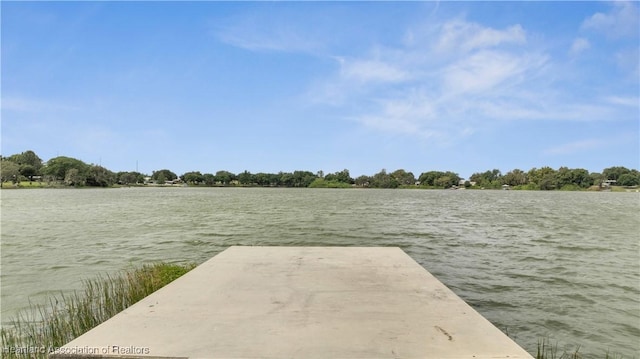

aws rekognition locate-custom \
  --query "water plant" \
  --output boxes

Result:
[0,262,195,359]
[535,337,630,359]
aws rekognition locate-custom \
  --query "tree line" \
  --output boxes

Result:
[1,150,639,190]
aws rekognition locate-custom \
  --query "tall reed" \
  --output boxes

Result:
[536,337,629,359]
[1,262,195,359]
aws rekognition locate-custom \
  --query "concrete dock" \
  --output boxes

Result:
[52,246,533,358]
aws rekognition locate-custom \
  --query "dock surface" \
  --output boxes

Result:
[52,246,533,358]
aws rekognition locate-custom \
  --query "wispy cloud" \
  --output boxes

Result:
[569,37,590,56]
[606,95,639,107]
[544,139,606,155]
[308,18,554,143]
[337,57,409,84]
[303,10,639,146]
[442,50,547,95]
[581,1,639,38]
[211,11,326,54]
[615,47,640,79]
[216,25,321,53]
[435,20,526,54]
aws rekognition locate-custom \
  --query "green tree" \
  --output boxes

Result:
[182,171,204,184]
[6,150,43,176]
[602,166,631,182]
[64,168,85,186]
[391,169,416,186]
[418,171,445,187]
[237,171,252,185]
[292,171,317,187]
[324,169,354,184]
[43,156,89,183]
[421,171,460,188]
[618,172,640,186]
[371,169,399,188]
[279,172,294,187]
[203,173,216,186]
[253,172,272,186]
[215,170,236,185]
[539,173,557,190]
[590,172,604,187]
[86,165,116,187]
[502,169,527,186]
[261,173,278,186]
[156,173,167,185]
[571,168,592,188]
[0,160,21,186]
[355,175,371,187]
[470,169,502,188]
[527,167,556,190]
[19,165,38,181]
[434,176,453,188]
[117,171,145,185]
[556,167,573,188]
[151,169,177,183]
[440,171,461,188]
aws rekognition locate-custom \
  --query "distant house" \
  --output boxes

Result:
[502,184,510,190]
[602,179,617,187]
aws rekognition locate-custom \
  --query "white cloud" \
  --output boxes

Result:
[216,26,320,53]
[615,47,640,78]
[337,57,409,83]
[312,19,549,142]
[442,50,546,95]
[435,20,526,54]
[358,92,436,135]
[570,37,591,56]
[606,95,639,107]
[306,12,637,147]
[581,1,640,38]
[544,139,605,155]
[212,13,325,54]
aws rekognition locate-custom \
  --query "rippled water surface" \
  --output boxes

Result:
[1,188,639,357]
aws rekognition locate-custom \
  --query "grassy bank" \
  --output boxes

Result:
[0,262,195,359]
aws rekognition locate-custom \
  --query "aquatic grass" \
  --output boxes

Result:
[535,337,632,359]
[0,262,195,359]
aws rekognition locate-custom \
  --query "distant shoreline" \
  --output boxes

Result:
[2,181,639,193]
[2,151,639,191]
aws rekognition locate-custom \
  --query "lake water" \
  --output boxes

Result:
[1,188,639,357]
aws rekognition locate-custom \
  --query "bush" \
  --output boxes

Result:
[559,184,582,191]
[308,178,351,188]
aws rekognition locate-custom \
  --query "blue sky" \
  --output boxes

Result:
[2,1,638,179]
